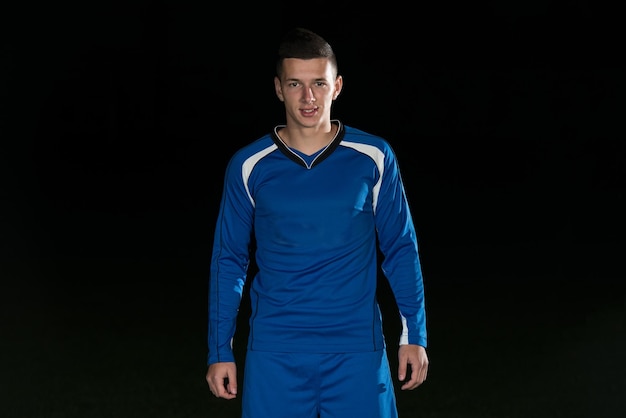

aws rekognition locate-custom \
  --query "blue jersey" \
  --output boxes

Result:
[208,121,427,364]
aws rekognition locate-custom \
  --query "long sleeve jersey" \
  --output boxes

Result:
[208,121,427,365]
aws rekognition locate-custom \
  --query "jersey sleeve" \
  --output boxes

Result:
[207,153,255,365]
[374,143,427,348]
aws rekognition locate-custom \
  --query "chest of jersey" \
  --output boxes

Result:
[249,146,380,249]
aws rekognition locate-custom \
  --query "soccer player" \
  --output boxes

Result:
[206,27,429,418]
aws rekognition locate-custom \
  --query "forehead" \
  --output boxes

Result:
[281,57,336,80]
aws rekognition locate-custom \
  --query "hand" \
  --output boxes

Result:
[206,362,238,399]
[397,344,428,390]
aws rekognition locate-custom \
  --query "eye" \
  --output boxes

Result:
[288,82,299,87]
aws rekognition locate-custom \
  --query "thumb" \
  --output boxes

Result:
[398,361,408,382]
[226,369,238,395]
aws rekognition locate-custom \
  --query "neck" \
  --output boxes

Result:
[278,121,337,156]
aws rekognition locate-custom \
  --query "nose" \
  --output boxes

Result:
[302,87,315,104]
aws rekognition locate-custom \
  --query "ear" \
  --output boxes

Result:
[333,75,343,100]
[274,76,284,102]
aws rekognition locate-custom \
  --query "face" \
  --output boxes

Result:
[274,58,343,129]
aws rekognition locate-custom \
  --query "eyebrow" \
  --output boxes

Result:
[284,77,329,83]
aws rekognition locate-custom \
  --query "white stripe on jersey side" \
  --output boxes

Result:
[340,141,385,215]
[399,315,409,345]
[342,141,409,342]
[241,144,278,207]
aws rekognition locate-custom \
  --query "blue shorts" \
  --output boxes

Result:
[242,349,398,418]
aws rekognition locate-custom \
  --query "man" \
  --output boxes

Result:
[206,27,428,418]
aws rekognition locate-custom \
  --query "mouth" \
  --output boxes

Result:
[301,107,318,116]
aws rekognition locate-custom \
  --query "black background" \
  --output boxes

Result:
[2,1,624,417]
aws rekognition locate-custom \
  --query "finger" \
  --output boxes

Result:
[207,374,235,399]
[216,381,237,399]
[400,368,419,390]
[206,374,217,396]
[401,362,428,390]
[418,362,428,383]
[218,376,237,399]
[208,377,222,397]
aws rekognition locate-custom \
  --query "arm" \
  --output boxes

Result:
[207,154,255,388]
[373,142,428,385]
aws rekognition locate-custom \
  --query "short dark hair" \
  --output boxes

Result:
[275,27,338,78]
